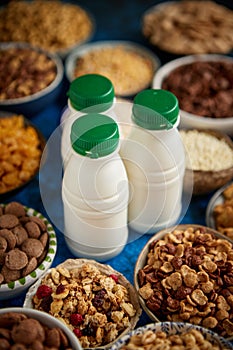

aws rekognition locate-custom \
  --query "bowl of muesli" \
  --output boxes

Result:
[0,201,57,300]
[23,258,142,349]
[134,224,233,341]
[153,54,233,136]
[109,322,233,350]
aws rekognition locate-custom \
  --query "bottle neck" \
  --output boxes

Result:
[68,97,116,115]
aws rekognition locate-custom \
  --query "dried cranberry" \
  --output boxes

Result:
[36,285,52,299]
[70,313,83,326]
[56,284,65,294]
[109,274,118,283]
[40,295,53,313]
[73,328,82,338]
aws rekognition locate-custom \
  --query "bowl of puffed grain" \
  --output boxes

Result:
[109,322,233,350]
[134,224,233,341]
[180,129,233,195]
[0,42,64,116]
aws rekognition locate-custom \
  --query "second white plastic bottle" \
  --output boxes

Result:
[62,113,129,261]
[120,89,185,234]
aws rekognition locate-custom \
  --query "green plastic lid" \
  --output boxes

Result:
[70,113,119,158]
[67,74,115,112]
[132,89,179,130]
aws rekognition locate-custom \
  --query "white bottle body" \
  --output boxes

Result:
[61,99,117,168]
[62,146,129,261]
[120,118,185,234]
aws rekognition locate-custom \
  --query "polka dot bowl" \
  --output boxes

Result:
[0,203,57,300]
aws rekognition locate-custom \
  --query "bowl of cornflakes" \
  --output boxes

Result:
[206,181,233,241]
[24,258,142,349]
[0,307,82,349]
[0,0,95,58]
[152,54,233,136]
[134,224,233,341]
[109,322,233,350]
[65,40,160,97]
[0,42,64,116]
[0,113,46,198]
[0,201,57,300]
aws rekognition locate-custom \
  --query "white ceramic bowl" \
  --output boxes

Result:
[153,54,233,136]
[65,40,161,97]
[110,322,233,350]
[0,307,82,349]
[0,42,64,116]
[0,205,57,300]
[134,224,233,341]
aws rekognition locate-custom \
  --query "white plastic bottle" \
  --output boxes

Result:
[61,74,116,168]
[62,113,129,261]
[120,89,185,234]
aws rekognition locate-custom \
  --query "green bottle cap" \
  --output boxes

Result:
[71,113,119,158]
[67,74,115,112]
[132,89,179,130]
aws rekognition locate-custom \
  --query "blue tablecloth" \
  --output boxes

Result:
[0,0,232,333]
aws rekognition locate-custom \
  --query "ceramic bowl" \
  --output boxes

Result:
[153,54,233,136]
[181,129,233,195]
[65,40,160,97]
[0,204,57,300]
[0,307,82,349]
[110,322,233,350]
[24,258,142,349]
[0,42,64,116]
[134,224,233,341]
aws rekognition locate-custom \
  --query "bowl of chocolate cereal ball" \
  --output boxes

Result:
[0,201,57,300]
[0,307,82,350]
[110,322,233,350]
[24,258,142,349]
[180,129,233,195]
[152,54,233,136]
[0,113,46,198]
[0,42,64,116]
[134,224,233,341]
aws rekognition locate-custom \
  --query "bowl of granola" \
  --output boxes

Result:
[0,0,95,58]
[0,42,64,116]
[153,54,233,136]
[0,201,57,300]
[24,258,142,349]
[0,307,82,349]
[0,113,46,198]
[134,224,233,340]
[109,322,233,350]
[65,40,160,98]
